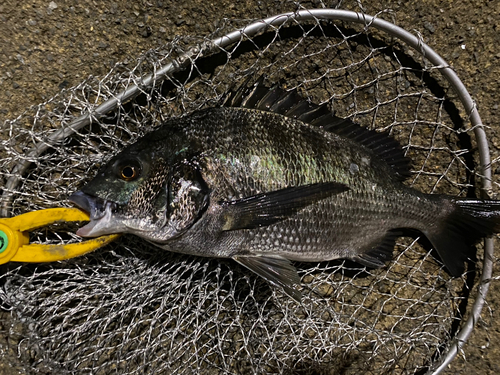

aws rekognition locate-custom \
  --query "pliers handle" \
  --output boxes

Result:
[0,208,119,265]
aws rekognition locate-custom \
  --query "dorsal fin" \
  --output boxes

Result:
[223,79,411,180]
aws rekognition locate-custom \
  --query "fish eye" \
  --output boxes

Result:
[112,157,144,182]
[120,165,139,181]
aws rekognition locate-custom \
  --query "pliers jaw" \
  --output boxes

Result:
[0,208,119,265]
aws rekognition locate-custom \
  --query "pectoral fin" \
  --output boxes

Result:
[233,254,302,302]
[221,182,348,231]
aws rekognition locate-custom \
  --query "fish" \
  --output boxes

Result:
[69,78,500,301]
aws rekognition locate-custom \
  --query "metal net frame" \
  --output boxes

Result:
[0,9,494,375]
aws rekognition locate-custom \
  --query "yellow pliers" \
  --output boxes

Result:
[0,208,120,265]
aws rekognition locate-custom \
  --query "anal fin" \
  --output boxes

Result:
[352,230,400,269]
[233,254,302,302]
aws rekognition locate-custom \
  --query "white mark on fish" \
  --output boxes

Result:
[349,163,359,175]
[250,155,260,169]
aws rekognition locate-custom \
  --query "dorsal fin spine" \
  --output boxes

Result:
[224,79,411,180]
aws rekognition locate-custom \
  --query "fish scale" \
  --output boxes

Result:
[70,81,500,301]
[201,109,369,193]
[244,190,412,260]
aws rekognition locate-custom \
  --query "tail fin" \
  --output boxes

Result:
[424,199,500,276]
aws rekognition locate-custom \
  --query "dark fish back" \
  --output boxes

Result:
[223,78,411,180]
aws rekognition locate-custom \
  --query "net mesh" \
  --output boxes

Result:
[0,10,492,375]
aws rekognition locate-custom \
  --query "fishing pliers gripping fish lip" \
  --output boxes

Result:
[0,208,119,265]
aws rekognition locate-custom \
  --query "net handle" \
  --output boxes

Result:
[1,10,492,373]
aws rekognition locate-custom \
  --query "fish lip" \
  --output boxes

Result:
[68,191,119,237]
[69,191,115,220]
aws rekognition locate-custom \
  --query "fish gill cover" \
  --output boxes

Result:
[0,5,495,375]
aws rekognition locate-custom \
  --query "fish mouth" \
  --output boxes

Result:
[69,191,119,237]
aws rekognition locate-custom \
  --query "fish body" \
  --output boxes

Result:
[70,81,500,301]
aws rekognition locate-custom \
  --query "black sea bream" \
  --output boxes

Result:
[70,80,500,301]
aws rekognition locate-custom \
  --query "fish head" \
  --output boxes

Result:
[69,147,159,238]
[69,143,209,242]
